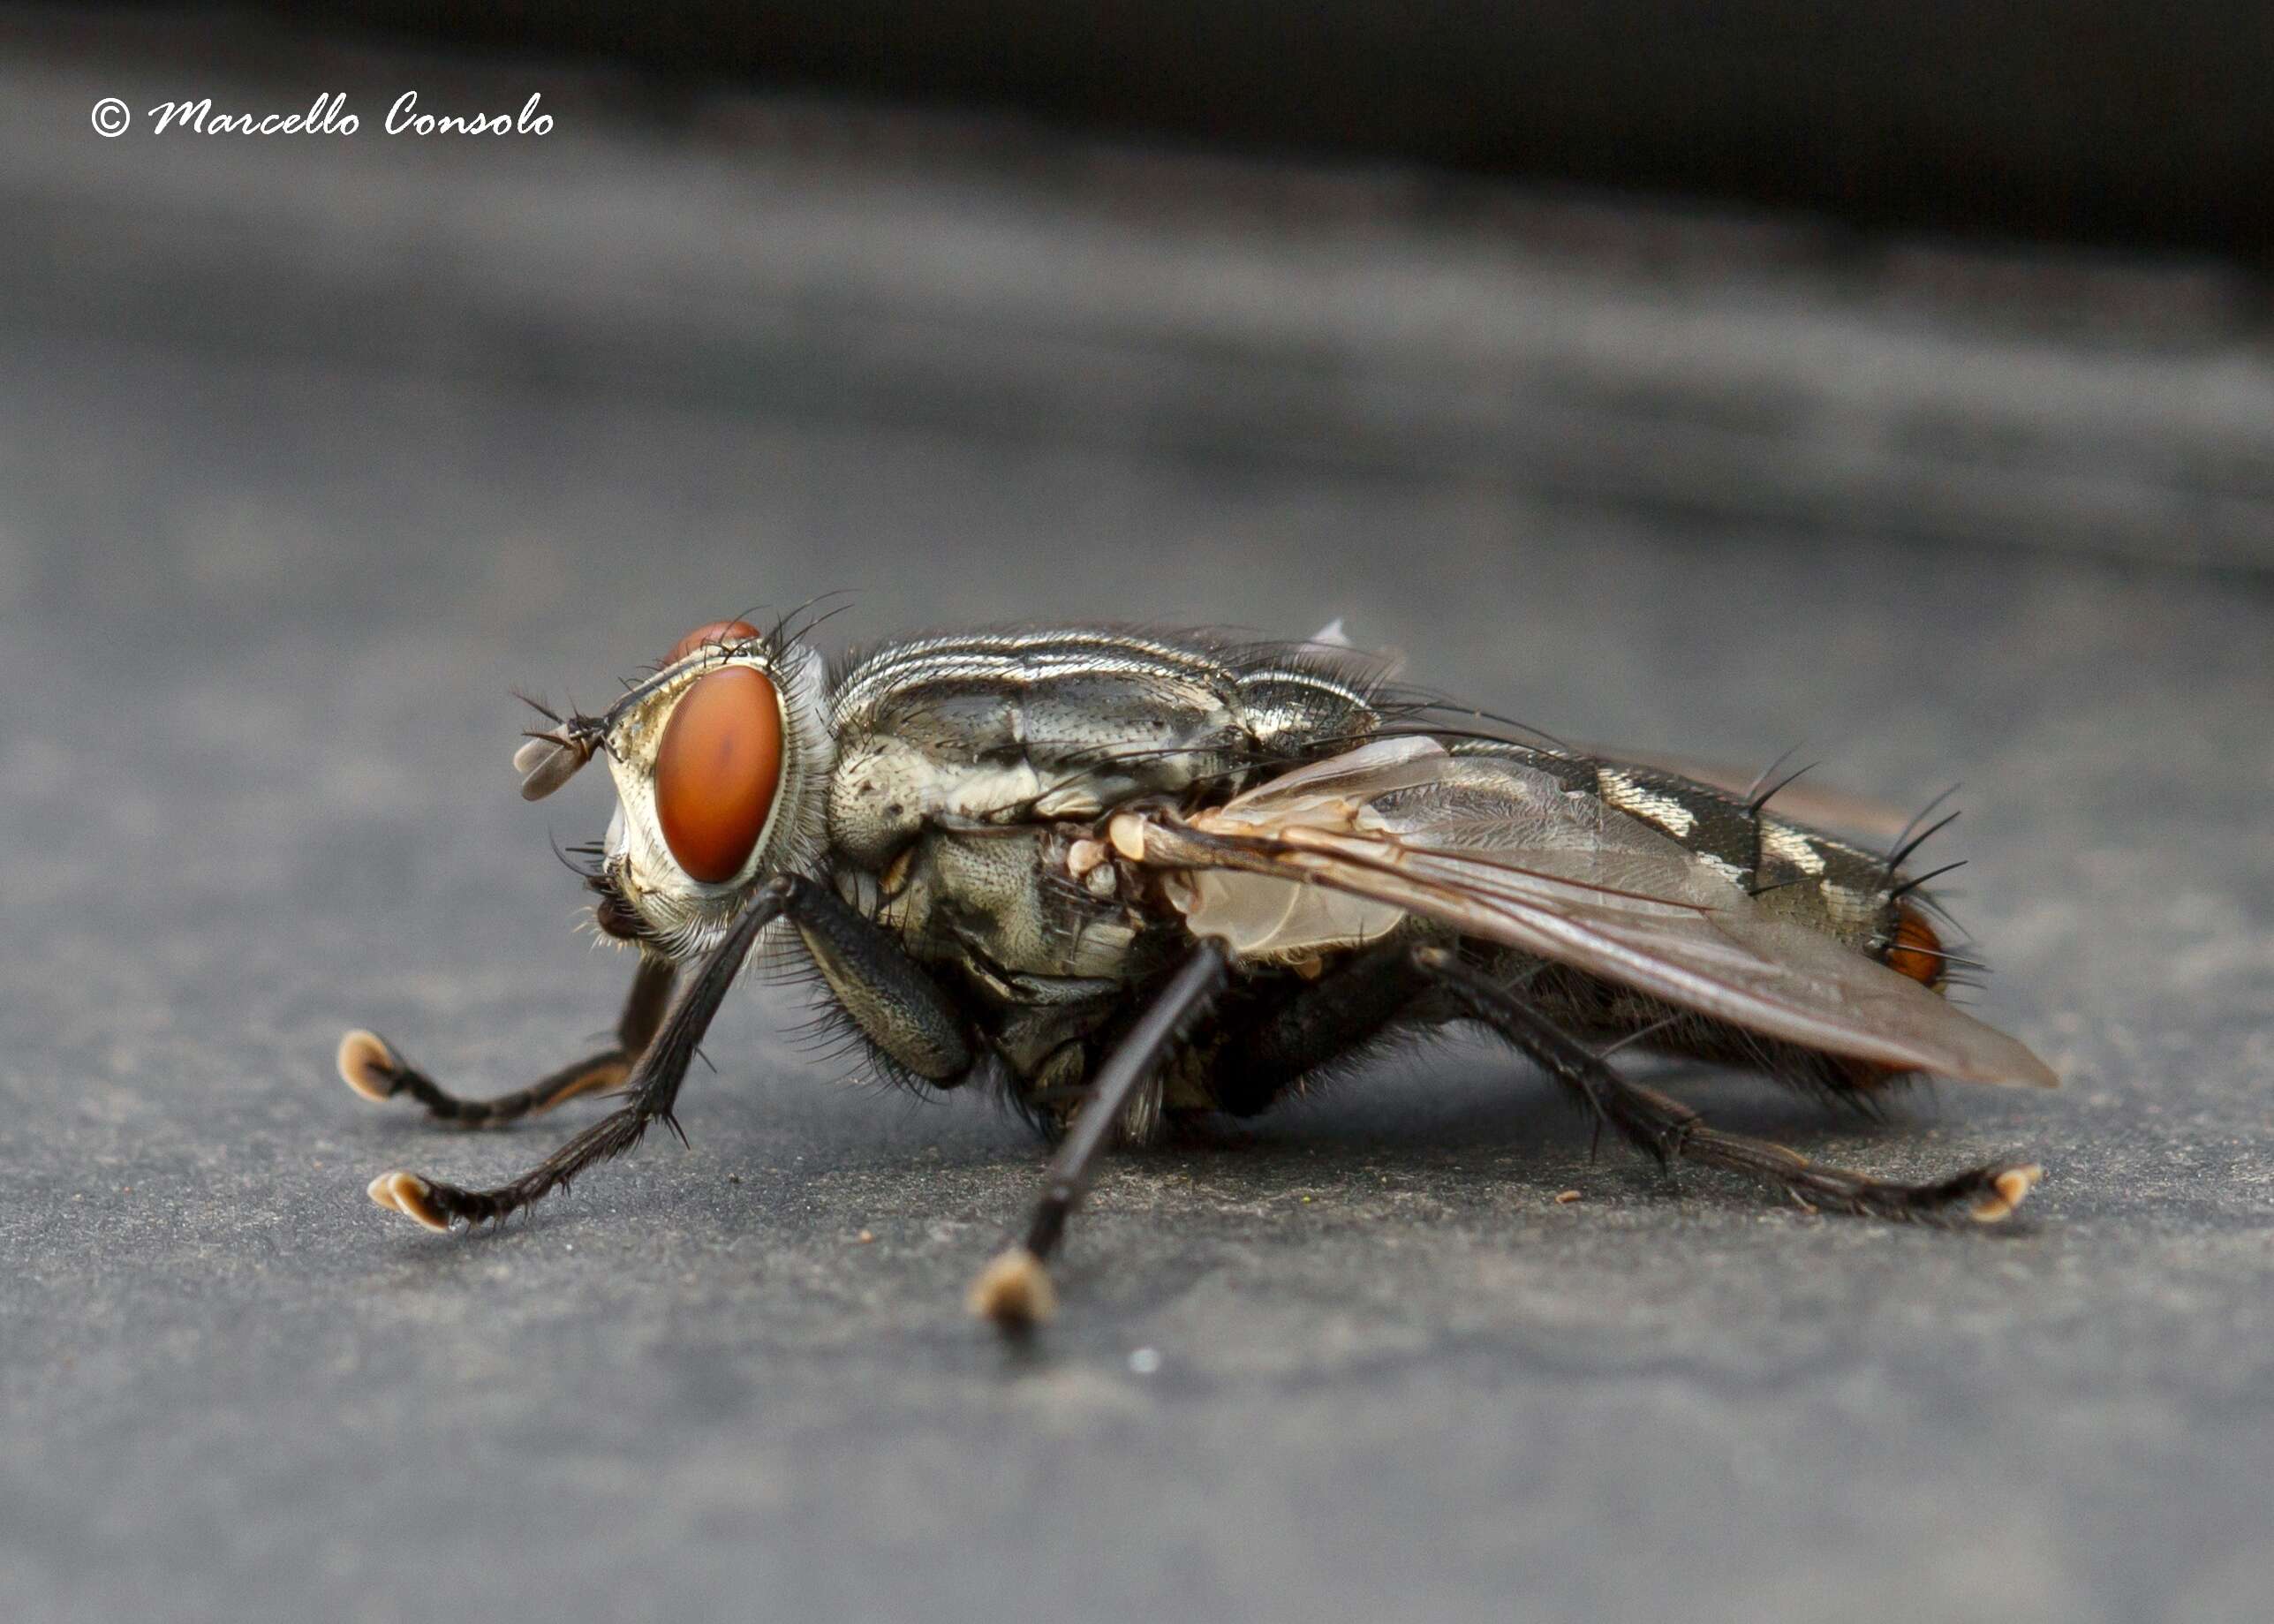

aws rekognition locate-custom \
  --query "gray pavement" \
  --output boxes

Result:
[3,27,2272,1624]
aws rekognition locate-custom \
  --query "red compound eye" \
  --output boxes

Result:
[654,666,783,882]
[666,619,760,664]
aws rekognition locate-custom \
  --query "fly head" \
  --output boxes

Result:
[517,616,835,959]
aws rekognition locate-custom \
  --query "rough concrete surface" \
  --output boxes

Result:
[3,29,2272,1624]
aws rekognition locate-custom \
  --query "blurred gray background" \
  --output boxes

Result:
[3,10,2270,1623]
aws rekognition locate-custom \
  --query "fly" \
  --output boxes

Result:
[336,616,2055,1330]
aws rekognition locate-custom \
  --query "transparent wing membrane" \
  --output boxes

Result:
[1112,738,2056,1089]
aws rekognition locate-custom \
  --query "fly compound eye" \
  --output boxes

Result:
[666,619,760,665]
[654,665,784,882]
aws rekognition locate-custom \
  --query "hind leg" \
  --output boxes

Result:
[1417,948,2039,1223]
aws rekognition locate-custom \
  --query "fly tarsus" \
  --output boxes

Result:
[1681,1125,2042,1225]
[366,1107,662,1229]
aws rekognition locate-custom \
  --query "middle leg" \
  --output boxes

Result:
[968,939,1232,1328]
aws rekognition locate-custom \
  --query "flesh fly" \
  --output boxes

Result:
[337,618,2054,1329]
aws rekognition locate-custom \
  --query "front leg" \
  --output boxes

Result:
[338,954,676,1127]
[363,874,964,1230]
[788,877,975,1084]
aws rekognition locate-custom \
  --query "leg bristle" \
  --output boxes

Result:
[966,1247,1058,1328]
[366,1170,452,1231]
[1968,1163,2043,1223]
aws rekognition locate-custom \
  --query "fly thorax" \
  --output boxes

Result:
[826,737,935,869]
[877,827,1140,983]
[827,738,1063,870]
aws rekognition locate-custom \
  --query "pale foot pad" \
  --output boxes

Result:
[366,1170,451,1231]
[336,1030,400,1102]
[967,1247,1058,1327]
[1968,1164,2043,1223]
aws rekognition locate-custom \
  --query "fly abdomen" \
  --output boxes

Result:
[1447,738,1941,971]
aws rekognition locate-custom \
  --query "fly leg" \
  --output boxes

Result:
[968,939,1232,1330]
[786,874,974,1085]
[1416,948,2041,1224]
[362,880,790,1230]
[359,874,978,1230]
[336,956,676,1127]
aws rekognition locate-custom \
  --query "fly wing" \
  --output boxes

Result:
[1110,737,2056,1088]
